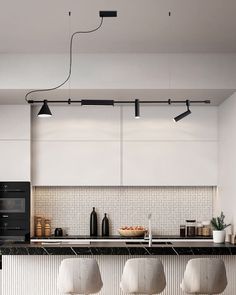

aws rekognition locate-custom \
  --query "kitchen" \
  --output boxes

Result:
[0,1,236,294]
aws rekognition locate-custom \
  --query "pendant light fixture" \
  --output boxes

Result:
[135,99,140,118]
[25,11,118,115]
[37,100,52,117]
[24,11,211,119]
[173,100,191,122]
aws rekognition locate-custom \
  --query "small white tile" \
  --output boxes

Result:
[33,186,214,236]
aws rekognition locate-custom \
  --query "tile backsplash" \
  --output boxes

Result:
[33,186,214,236]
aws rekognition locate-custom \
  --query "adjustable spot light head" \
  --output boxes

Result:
[173,99,191,122]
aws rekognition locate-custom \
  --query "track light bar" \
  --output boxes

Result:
[81,99,114,106]
[99,11,117,18]
[29,99,210,105]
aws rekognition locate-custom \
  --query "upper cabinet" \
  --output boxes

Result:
[32,106,121,186]
[0,105,31,181]
[32,105,218,186]
[32,106,120,141]
[122,106,218,141]
[122,106,218,186]
[0,105,30,140]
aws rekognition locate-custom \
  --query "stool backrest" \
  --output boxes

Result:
[181,258,227,294]
[120,258,166,294]
[58,258,103,294]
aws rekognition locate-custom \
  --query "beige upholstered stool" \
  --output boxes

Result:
[57,258,103,294]
[181,258,227,294]
[120,258,166,294]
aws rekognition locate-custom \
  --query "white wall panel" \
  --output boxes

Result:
[123,106,218,141]
[0,105,30,140]
[218,91,236,226]
[32,141,120,186]
[32,106,120,141]
[2,255,236,295]
[123,141,217,186]
[0,141,30,181]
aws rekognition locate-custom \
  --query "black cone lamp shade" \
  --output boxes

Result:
[37,100,52,117]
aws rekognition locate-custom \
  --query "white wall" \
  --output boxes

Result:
[218,91,236,228]
[0,53,236,89]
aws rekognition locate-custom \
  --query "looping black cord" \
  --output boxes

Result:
[25,17,104,102]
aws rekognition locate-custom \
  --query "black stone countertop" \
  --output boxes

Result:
[0,239,236,256]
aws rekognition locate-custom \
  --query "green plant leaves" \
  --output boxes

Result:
[210,211,231,230]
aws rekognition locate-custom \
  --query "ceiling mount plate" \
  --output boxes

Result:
[99,11,117,18]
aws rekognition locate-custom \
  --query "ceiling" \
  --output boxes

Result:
[1,89,234,106]
[0,0,236,53]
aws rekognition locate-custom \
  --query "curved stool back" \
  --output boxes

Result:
[57,258,103,294]
[120,258,166,294]
[181,258,227,294]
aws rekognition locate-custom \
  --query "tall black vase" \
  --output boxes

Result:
[90,207,98,236]
[102,213,109,236]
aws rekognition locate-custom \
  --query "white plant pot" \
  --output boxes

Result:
[213,230,226,243]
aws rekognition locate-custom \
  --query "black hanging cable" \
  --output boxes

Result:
[25,16,104,103]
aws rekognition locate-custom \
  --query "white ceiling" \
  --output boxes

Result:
[1,89,234,106]
[0,0,236,53]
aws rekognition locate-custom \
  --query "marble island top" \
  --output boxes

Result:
[0,236,236,256]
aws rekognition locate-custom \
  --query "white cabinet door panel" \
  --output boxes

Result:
[123,141,217,186]
[0,141,30,181]
[0,106,30,139]
[32,141,120,186]
[123,106,217,141]
[32,106,120,141]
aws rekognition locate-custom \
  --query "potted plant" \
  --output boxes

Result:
[211,212,231,243]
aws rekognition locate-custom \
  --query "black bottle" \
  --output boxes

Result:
[90,207,98,236]
[102,213,109,237]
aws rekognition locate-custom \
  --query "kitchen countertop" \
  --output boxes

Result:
[0,235,236,255]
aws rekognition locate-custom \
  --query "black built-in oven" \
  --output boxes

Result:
[0,182,30,242]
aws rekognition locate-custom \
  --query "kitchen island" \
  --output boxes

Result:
[1,238,236,295]
[0,240,236,256]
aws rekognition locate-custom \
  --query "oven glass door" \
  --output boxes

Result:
[0,198,25,213]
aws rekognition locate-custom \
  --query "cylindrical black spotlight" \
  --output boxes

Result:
[135,99,140,118]
[37,100,52,117]
[173,100,191,122]
[173,109,191,122]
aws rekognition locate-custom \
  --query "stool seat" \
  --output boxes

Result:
[57,258,103,294]
[181,258,227,294]
[120,258,166,294]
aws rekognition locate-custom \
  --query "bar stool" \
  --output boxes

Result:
[57,258,103,294]
[120,258,166,294]
[181,258,227,294]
